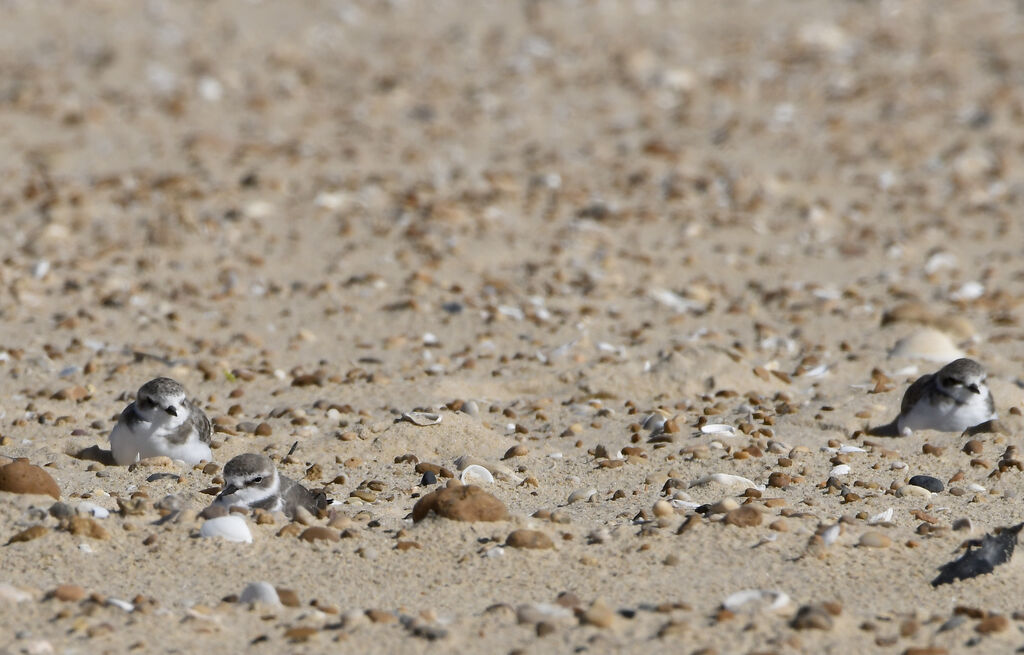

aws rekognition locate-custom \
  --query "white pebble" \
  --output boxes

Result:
[200,515,253,543]
[238,582,281,606]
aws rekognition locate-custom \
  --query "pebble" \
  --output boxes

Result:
[299,527,339,543]
[897,484,932,498]
[908,475,943,493]
[502,445,528,459]
[858,531,892,548]
[516,603,574,625]
[67,517,109,540]
[200,516,253,543]
[8,525,48,544]
[0,460,60,499]
[412,484,509,522]
[791,604,834,630]
[582,599,617,628]
[505,530,554,549]
[420,471,437,485]
[963,440,983,455]
[238,582,281,606]
[723,506,762,528]
[568,488,597,504]
[276,588,301,607]
[768,472,792,488]
[709,498,740,514]
[976,615,1008,634]
[652,500,674,518]
[52,585,87,602]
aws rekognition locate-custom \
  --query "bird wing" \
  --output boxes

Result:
[901,373,934,415]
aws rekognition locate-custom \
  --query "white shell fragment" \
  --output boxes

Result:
[460,465,494,485]
[722,589,791,614]
[401,411,442,426]
[77,502,110,519]
[568,488,598,504]
[868,508,894,525]
[829,464,851,476]
[889,329,965,363]
[896,484,931,498]
[107,598,134,612]
[690,473,757,489]
[238,582,281,606]
[199,515,253,543]
[0,584,32,603]
[838,445,866,454]
[821,524,841,546]
[700,424,736,435]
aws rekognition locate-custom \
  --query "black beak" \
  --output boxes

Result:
[165,406,178,416]
[220,484,239,496]
[968,384,981,394]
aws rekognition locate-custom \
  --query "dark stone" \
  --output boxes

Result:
[420,471,437,486]
[909,475,943,493]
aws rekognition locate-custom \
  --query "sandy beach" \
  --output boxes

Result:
[2,1,1024,653]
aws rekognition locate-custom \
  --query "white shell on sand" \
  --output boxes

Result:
[200,515,253,543]
[722,589,790,613]
[829,464,851,476]
[0,584,32,603]
[689,473,757,489]
[238,582,281,606]
[868,508,894,525]
[889,329,964,362]
[460,464,494,485]
[402,411,442,426]
[700,424,736,435]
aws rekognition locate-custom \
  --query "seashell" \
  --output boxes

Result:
[868,508,894,525]
[889,329,965,363]
[967,483,986,493]
[689,473,758,489]
[401,412,442,426]
[568,488,598,504]
[821,524,841,546]
[642,412,668,433]
[924,252,957,274]
[896,484,931,498]
[722,589,791,614]
[460,465,494,485]
[800,365,829,378]
[671,499,700,510]
[949,281,984,301]
[838,445,866,454]
[649,288,702,313]
[238,582,281,606]
[107,598,134,612]
[199,515,253,543]
[829,464,851,476]
[77,502,109,519]
[0,584,32,603]
[890,461,908,470]
[700,424,736,435]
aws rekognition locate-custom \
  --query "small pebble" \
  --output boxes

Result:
[859,531,892,548]
[723,506,762,528]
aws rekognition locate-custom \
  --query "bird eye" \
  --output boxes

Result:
[942,377,958,387]
[252,476,263,484]
[164,405,178,416]
[138,397,152,408]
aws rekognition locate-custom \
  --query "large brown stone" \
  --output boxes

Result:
[412,483,508,522]
[0,460,60,499]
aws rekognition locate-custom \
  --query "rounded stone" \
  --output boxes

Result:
[0,460,60,499]
[299,527,339,543]
[411,484,509,523]
[723,506,762,528]
[908,475,943,493]
[505,529,554,549]
[859,531,892,548]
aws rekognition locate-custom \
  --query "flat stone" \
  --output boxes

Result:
[505,529,554,549]
[412,484,509,522]
[723,506,762,527]
[299,527,339,543]
[53,585,87,602]
[859,531,892,548]
[7,525,49,544]
[0,460,60,499]
[908,475,943,493]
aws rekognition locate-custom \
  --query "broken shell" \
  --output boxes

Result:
[199,515,253,543]
[838,445,866,454]
[829,464,851,476]
[868,508,894,525]
[460,465,494,485]
[568,488,598,504]
[821,524,841,546]
[642,412,668,432]
[401,412,442,426]
[700,423,736,435]
[722,589,791,614]
[689,473,758,489]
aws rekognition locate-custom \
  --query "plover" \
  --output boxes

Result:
[109,377,212,465]
[213,453,329,519]
[890,358,997,436]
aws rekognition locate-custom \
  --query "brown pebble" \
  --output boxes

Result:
[768,472,792,488]
[976,615,1008,634]
[411,485,509,523]
[859,531,892,548]
[53,585,87,602]
[67,517,109,540]
[277,524,303,538]
[299,527,339,543]
[395,541,422,551]
[505,529,554,549]
[723,506,762,528]
[254,422,273,436]
[791,605,833,630]
[769,519,788,532]
[903,648,948,655]
[52,386,90,402]
[276,588,301,607]
[503,445,528,459]
[283,626,318,641]
[963,440,983,455]
[0,460,61,499]
[582,599,616,628]
[8,525,48,544]
[366,609,396,624]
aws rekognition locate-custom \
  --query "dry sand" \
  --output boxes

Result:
[3,1,1024,653]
